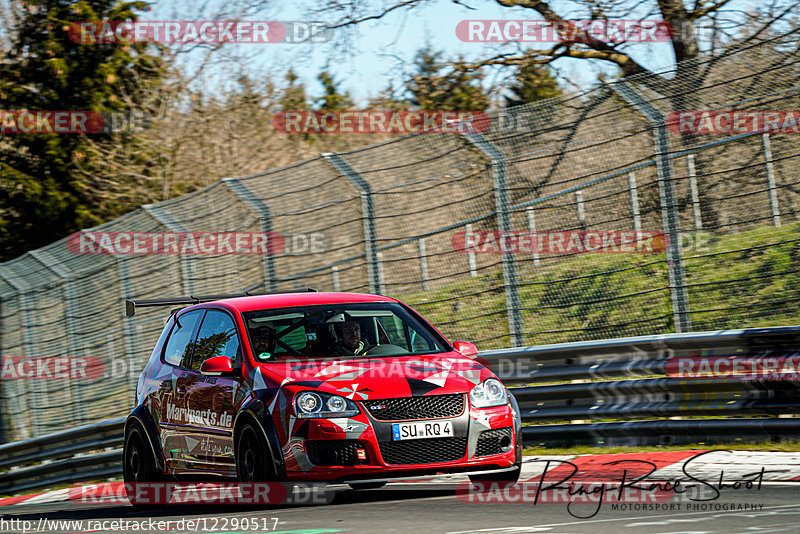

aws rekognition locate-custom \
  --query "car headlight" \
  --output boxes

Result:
[470,378,508,408]
[295,391,359,418]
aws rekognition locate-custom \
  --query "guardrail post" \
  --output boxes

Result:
[628,172,642,235]
[331,266,340,292]
[465,223,478,277]
[686,155,703,231]
[223,178,279,291]
[143,205,195,295]
[321,153,383,294]
[610,81,691,333]
[761,133,782,228]
[0,268,34,440]
[418,239,430,291]
[27,250,86,424]
[526,208,540,267]
[575,190,586,228]
[463,132,524,347]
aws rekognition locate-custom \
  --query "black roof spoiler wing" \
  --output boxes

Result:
[125,289,317,316]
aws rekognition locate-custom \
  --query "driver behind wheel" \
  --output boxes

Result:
[332,320,372,356]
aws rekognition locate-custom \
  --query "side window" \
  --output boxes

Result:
[163,310,204,366]
[378,316,407,348]
[188,310,240,371]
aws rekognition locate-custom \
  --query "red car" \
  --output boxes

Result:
[123,291,522,490]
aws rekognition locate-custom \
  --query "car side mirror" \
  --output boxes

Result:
[453,341,479,358]
[200,356,234,376]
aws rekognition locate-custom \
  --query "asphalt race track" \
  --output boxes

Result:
[3,482,800,534]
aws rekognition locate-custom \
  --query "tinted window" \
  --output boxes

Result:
[187,310,240,371]
[163,310,204,366]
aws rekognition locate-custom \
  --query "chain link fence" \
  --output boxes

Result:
[1,34,799,442]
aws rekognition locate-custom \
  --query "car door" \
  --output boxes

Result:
[178,308,241,473]
[156,308,204,470]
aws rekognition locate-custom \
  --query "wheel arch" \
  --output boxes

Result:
[125,405,165,473]
[233,399,287,480]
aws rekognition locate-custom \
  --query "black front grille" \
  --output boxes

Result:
[475,427,513,457]
[306,440,368,466]
[379,438,467,465]
[362,394,465,421]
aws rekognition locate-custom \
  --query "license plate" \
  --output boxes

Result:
[392,421,453,440]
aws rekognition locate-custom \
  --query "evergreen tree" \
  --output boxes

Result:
[279,68,308,111]
[0,0,163,261]
[504,65,561,108]
[407,47,489,111]
[316,71,352,111]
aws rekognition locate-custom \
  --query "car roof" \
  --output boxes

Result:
[209,292,398,313]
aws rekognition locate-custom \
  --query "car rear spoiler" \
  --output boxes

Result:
[125,289,317,316]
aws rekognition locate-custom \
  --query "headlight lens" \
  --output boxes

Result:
[295,391,358,418]
[470,378,508,408]
[297,392,322,414]
[327,395,347,412]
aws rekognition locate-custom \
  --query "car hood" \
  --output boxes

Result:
[252,352,493,399]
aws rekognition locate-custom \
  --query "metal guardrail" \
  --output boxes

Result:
[481,325,800,446]
[2,326,799,494]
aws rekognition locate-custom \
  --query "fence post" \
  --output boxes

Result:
[686,155,703,231]
[321,153,383,294]
[761,134,782,228]
[463,132,524,347]
[610,82,691,333]
[116,255,142,394]
[143,205,196,295]
[331,266,340,292]
[223,178,279,291]
[418,239,430,291]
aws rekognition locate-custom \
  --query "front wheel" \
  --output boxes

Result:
[236,423,273,482]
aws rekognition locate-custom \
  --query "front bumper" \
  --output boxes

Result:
[282,397,518,482]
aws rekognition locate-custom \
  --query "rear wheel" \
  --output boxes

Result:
[123,425,160,505]
[236,423,273,482]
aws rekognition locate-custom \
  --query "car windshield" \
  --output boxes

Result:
[243,302,448,361]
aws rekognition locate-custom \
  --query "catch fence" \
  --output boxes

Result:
[1,34,799,442]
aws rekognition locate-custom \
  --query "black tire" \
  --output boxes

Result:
[236,423,274,482]
[348,481,387,490]
[123,424,161,505]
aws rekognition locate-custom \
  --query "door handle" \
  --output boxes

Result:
[176,385,187,398]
